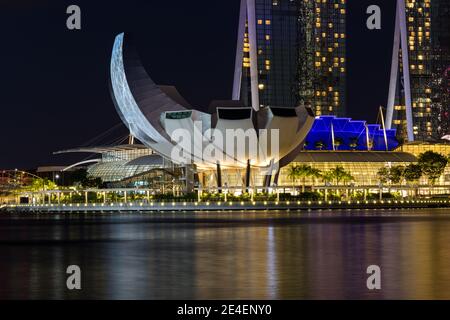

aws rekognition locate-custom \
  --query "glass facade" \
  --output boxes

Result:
[241,0,300,109]
[395,143,450,186]
[279,161,412,187]
[430,0,450,138]
[238,0,347,115]
[395,142,450,157]
[198,151,449,190]
[87,149,165,183]
[391,0,449,141]
[298,0,346,116]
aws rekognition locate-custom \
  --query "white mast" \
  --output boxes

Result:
[331,122,336,151]
[386,0,414,141]
[380,106,389,151]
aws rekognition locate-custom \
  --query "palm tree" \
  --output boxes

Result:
[329,165,353,186]
[334,137,344,150]
[321,171,334,184]
[367,139,374,151]
[287,165,298,192]
[322,166,354,198]
[349,137,359,150]
[341,172,354,186]
[308,167,322,188]
[315,140,325,150]
[297,164,312,193]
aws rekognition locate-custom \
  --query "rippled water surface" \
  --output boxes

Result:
[1,209,450,299]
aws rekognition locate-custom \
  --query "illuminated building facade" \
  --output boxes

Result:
[233,0,347,116]
[387,0,449,142]
[395,142,450,186]
[298,0,347,116]
[304,116,399,151]
[279,151,417,188]
[430,0,450,138]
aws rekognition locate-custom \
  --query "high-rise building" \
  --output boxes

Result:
[298,0,347,117]
[430,0,450,138]
[386,0,449,142]
[232,0,347,117]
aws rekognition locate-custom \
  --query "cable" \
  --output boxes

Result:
[80,123,126,147]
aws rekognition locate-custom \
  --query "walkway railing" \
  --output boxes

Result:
[4,198,450,213]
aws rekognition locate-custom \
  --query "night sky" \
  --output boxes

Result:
[0,0,396,169]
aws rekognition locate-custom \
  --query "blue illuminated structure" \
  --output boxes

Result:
[304,116,399,151]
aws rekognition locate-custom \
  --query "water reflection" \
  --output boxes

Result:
[1,209,450,299]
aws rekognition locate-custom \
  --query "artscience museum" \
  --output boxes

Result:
[55,33,450,196]
[108,32,316,192]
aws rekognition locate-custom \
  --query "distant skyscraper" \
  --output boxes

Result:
[386,0,449,142]
[431,0,450,138]
[232,0,347,117]
[298,0,347,117]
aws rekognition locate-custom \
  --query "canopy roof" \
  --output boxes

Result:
[54,144,148,155]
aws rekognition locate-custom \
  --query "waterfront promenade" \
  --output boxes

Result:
[3,198,450,213]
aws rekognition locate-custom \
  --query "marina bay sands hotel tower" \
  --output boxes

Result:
[233,0,449,143]
[386,0,450,142]
[232,0,347,116]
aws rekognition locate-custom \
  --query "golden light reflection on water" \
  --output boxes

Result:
[1,209,450,299]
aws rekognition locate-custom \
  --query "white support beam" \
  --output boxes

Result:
[398,0,414,142]
[246,0,260,112]
[232,0,247,101]
[386,4,401,130]
[386,0,414,141]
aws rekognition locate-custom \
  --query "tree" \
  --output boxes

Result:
[29,178,57,192]
[377,167,390,185]
[321,171,334,184]
[297,164,312,193]
[334,137,344,150]
[349,137,359,150]
[367,139,374,151]
[404,164,422,183]
[403,164,422,197]
[72,169,103,188]
[328,165,353,186]
[321,166,353,199]
[341,171,354,186]
[287,165,299,190]
[418,151,448,185]
[83,177,103,188]
[315,140,325,150]
[389,166,405,185]
[308,167,322,187]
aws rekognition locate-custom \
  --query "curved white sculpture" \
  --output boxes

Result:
[110,33,315,171]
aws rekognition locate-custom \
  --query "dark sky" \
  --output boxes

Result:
[0,0,395,169]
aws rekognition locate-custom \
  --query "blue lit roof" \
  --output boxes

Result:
[304,116,399,151]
